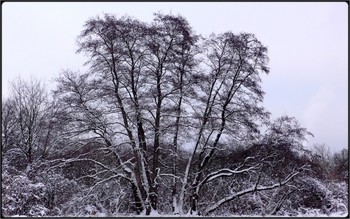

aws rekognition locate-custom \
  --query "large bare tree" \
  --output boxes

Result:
[51,13,317,216]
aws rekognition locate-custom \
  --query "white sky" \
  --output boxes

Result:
[2,2,348,152]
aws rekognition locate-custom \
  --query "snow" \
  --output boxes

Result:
[95,212,107,217]
[84,205,94,213]
[128,213,202,217]
[29,182,45,189]
[7,211,348,217]
[149,209,160,216]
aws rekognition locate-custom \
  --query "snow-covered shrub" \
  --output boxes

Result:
[299,177,328,209]
[2,170,49,216]
[34,170,80,214]
[2,160,81,217]
[273,177,348,216]
[61,179,125,216]
[323,181,348,215]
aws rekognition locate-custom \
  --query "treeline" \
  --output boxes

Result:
[1,13,348,216]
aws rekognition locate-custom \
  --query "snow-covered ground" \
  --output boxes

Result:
[9,212,348,217]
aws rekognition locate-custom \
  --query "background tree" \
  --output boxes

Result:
[331,149,348,182]
[1,78,76,216]
[2,78,55,168]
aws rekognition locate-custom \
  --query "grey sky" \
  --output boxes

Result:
[2,2,348,152]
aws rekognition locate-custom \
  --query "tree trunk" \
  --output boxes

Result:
[131,183,144,214]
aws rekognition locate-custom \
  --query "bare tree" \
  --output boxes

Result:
[43,13,336,216]
[70,13,201,214]
[2,78,52,167]
[2,98,17,154]
[331,148,348,181]
[75,14,153,214]
[144,13,201,213]
[173,32,271,214]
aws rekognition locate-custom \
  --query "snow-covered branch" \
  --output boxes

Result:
[199,165,258,190]
[46,157,117,175]
[203,168,303,215]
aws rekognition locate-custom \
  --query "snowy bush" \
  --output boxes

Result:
[2,170,49,216]
[35,170,80,213]
[273,177,348,216]
[61,180,126,216]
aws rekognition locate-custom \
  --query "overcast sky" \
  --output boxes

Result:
[2,2,348,152]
